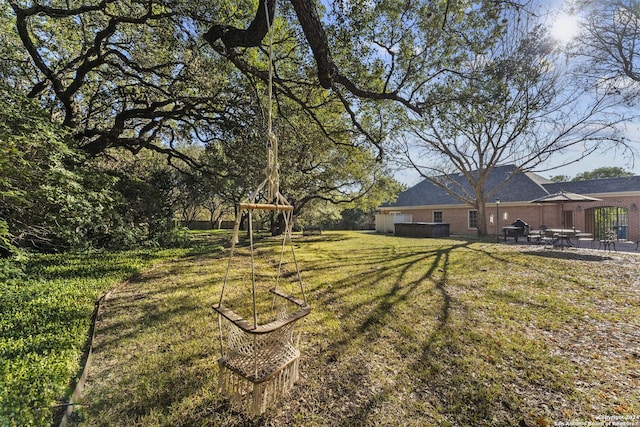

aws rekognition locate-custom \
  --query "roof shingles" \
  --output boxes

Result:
[385,165,640,208]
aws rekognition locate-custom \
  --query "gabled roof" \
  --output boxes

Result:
[385,165,548,207]
[543,176,640,194]
[384,165,640,208]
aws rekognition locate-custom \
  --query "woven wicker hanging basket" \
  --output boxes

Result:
[214,201,311,416]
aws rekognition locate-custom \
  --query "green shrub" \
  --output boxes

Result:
[0,83,181,253]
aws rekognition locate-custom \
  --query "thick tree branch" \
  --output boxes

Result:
[11,1,78,126]
[288,0,337,89]
[203,0,275,48]
[204,0,338,89]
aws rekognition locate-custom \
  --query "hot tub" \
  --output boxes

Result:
[394,222,450,238]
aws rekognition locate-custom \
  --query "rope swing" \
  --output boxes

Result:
[213,2,311,417]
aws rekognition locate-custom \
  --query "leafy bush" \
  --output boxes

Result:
[0,83,184,253]
[0,220,15,257]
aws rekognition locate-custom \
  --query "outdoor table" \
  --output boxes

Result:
[550,229,580,247]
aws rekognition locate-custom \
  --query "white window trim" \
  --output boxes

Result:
[468,210,479,230]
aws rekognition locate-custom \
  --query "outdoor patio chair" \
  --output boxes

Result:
[576,232,595,249]
[541,227,556,248]
[528,225,547,245]
[598,230,617,252]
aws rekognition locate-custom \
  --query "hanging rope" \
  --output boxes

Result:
[213,5,311,413]
[264,0,279,203]
[219,0,293,325]
[274,209,307,306]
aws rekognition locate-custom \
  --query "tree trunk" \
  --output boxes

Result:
[476,199,488,236]
[271,212,286,236]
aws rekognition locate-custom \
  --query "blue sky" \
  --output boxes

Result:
[393,0,640,185]
[395,150,638,186]
[537,0,639,180]
[394,115,639,186]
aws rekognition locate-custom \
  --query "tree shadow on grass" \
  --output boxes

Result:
[309,238,612,427]
[71,254,234,426]
[290,239,485,426]
[75,233,577,426]
[320,240,530,426]
[522,250,614,262]
[75,234,464,426]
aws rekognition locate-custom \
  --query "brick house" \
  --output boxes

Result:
[377,164,640,241]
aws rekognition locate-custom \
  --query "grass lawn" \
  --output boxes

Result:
[0,233,223,427]
[67,231,639,426]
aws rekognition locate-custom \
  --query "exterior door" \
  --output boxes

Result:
[562,210,574,228]
[591,207,629,240]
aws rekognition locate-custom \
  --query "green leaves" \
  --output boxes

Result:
[0,248,188,426]
[0,82,186,252]
[572,167,634,181]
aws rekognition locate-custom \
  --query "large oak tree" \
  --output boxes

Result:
[3,0,405,234]
[5,0,635,239]
[5,0,513,161]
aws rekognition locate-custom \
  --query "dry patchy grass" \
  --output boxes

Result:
[71,232,640,426]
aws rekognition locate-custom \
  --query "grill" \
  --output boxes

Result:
[502,219,529,242]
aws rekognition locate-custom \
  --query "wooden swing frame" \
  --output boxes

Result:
[214,198,309,330]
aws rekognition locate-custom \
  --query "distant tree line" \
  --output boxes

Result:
[549,167,634,183]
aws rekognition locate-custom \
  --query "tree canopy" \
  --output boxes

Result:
[572,167,634,181]
[3,0,519,162]
[2,0,410,249]
[550,166,634,183]
[3,0,638,241]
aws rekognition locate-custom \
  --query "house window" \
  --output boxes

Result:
[433,211,443,223]
[468,210,479,229]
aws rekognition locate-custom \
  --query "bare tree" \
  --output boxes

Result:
[578,0,640,102]
[394,10,631,235]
